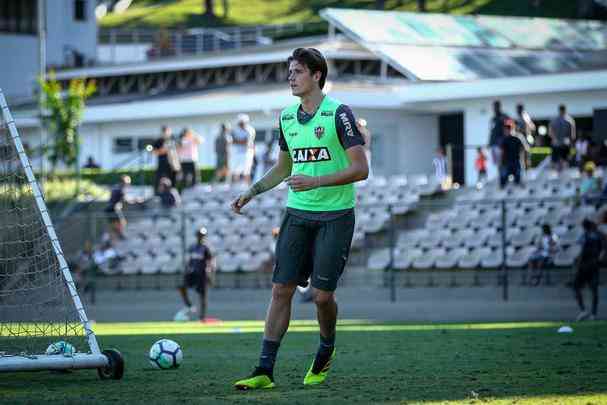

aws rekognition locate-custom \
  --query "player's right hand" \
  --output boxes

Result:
[231,193,251,215]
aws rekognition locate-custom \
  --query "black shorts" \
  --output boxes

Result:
[273,210,355,292]
[551,145,569,162]
[183,271,207,294]
[574,263,600,290]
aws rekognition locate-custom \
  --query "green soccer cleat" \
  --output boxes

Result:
[234,367,275,390]
[303,348,336,386]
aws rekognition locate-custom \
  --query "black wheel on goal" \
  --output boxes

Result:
[98,349,125,380]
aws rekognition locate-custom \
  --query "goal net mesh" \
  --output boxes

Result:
[0,96,89,358]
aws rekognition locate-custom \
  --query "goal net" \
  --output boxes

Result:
[0,89,109,373]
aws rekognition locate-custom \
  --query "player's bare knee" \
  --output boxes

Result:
[313,290,334,307]
[271,283,296,302]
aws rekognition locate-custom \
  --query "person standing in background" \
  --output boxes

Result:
[356,118,372,179]
[549,104,576,172]
[574,219,604,321]
[153,126,180,194]
[515,103,536,145]
[475,147,488,186]
[488,100,510,172]
[215,123,232,183]
[231,114,256,184]
[177,127,202,190]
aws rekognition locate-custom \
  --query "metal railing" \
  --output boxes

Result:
[97,22,326,64]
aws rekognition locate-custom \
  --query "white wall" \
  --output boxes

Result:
[0,35,38,101]
[0,0,97,101]
[46,0,97,66]
[418,89,607,185]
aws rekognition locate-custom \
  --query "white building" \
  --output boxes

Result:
[0,0,97,102]
[7,8,607,185]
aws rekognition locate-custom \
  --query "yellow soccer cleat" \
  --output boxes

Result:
[303,348,336,386]
[234,367,275,390]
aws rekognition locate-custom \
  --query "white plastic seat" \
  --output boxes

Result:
[367,248,391,271]
[435,248,467,269]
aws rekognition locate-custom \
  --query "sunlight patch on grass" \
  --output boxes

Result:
[88,320,575,336]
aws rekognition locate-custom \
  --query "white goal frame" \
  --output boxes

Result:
[0,89,107,372]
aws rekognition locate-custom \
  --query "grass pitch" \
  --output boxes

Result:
[1,320,606,404]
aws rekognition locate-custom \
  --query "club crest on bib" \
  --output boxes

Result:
[314,126,325,139]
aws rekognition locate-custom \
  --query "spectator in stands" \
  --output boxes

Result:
[574,219,604,321]
[158,177,181,209]
[433,146,448,189]
[177,127,202,190]
[175,227,216,322]
[475,147,488,186]
[83,155,100,169]
[580,162,601,205]
[153,125,181,195]
[500,119,528,189]
[488,100,510,169]
[356,118,372,178]
[515,103,536,145]
[231,113,256,184]
[526,224,559,285]
[73,241,98,304]
[104,175,131,241]
[549,104,576,172]
[215,123,232,182]
[575,134,590,168]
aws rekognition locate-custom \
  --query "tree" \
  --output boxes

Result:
[39,73,95,175]
[375,0,385,9]
[417,0,427,12]
[204,0,216,17]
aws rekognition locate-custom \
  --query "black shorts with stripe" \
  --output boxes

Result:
[272,210,355,292]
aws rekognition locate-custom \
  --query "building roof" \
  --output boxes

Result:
[321,8,607,81]
[53,36,375,80]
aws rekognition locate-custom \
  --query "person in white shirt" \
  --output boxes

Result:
[526,224,559,285]
[230,114,256,184]
[177,127,202,189]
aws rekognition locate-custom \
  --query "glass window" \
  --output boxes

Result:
[137,137,156,151]
[113,137,133,154]
[74,0,86,22]
[0,0,37,35]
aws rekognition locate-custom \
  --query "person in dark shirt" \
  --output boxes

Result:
[231,48,368,390]
[488,100,510,169]
[104,175,131,241]
[574,219,604,321]
[175,227,216,322]
[153,126,179,194]
[157,177,181,209]
[500,119,527,189]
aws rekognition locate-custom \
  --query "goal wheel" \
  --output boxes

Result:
[98,349,125,380]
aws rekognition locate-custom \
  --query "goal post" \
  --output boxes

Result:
[0,88,122,378]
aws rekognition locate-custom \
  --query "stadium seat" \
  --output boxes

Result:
[412,248,445,269]
[480,248,504,268]
[435,248,467,269]
[367,248,391,271]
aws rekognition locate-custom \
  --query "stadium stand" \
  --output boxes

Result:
[367,167,603,272]
[97,174,434,277]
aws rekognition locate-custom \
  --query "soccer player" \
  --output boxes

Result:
[175,227,215,322]
[231,47,368,389]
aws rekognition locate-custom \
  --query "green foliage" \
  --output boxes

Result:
[39,74,96,173]
[47,167,216,186]
[100,0,582,29]
[530,147,552,167]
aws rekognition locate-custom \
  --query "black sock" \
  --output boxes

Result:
[258,339,280,374]
[312,333,335,374]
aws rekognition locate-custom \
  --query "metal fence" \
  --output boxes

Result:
[97,23,326,64]
[55,189,597,304]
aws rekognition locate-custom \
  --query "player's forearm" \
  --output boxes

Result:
[318,161,368,187]
[246,164,290,198]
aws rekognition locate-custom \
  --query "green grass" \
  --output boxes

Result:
[99,0,581,30]
[1,320,606,404]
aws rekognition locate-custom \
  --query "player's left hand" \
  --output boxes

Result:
[285,175,320,192]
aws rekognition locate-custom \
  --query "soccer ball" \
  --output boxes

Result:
[149,339,183,369]
[46,341,76,357]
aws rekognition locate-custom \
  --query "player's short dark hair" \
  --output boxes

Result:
[287,48,328,90]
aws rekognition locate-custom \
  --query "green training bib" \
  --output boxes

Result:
[280,96,356,211]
